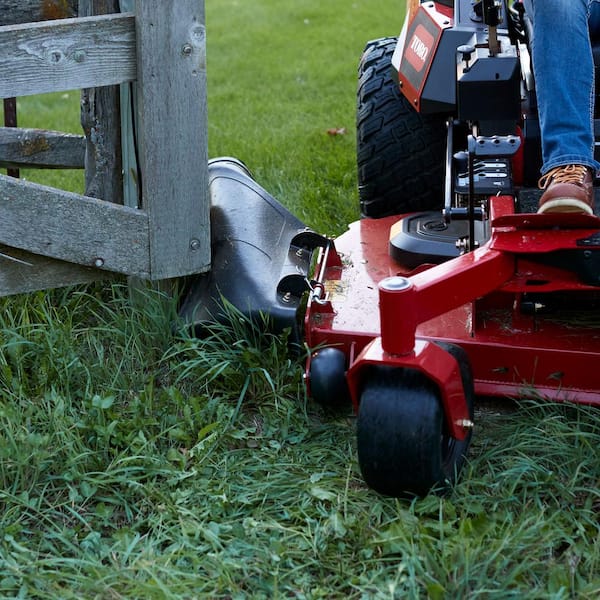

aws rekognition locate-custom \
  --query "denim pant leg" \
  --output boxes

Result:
[523,0,600,174]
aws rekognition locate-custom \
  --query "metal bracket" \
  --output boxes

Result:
[468,134,521,157]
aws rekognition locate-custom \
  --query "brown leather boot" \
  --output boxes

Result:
[537,165,594,215]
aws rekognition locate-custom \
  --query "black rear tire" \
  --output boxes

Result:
[357,37,447,218]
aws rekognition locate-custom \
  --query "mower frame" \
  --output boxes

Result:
[303,0,600,495]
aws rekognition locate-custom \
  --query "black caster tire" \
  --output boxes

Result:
[357,345,474,497]
[309,348,351,408]
[357,37,447,218]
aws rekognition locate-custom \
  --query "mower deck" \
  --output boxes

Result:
[305,197,600,406]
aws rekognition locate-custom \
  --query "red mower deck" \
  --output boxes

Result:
[306,198,600,408]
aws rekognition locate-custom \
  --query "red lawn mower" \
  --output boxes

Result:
[181,0,600,497]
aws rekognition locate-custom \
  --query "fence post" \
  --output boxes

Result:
[134,0,210,279]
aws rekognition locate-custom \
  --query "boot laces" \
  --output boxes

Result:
[538,164,588,190]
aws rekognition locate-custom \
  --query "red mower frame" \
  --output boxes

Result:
[306,197,600,416]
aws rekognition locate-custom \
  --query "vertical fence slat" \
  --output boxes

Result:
[134,0,209,279]
[78,0,123,203]
[3,97,19,177]
[118,0,138,208]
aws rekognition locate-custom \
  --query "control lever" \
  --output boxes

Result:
[465,134,521,251]
[482,0,502,55]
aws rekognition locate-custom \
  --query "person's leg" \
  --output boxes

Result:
[524,0,598,173]
[523,0,599,213]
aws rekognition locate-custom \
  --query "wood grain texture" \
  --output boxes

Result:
[134,0,210,279]
[79,0,123,203]
[0,243,114,296]
[0,13,136,98]
[80,85,123,202]
[0,127,85,168]
[0,174,150,276]
[0,0,210,295]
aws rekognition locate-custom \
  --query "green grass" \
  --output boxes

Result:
[205,0,400,234]
[0,287,598,597]
[1,1,599,598]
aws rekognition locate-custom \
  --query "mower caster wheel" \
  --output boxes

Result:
[357,345,474,497]
[309,348,351,409]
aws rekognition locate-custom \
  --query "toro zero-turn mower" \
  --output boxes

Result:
[180,0,600,497]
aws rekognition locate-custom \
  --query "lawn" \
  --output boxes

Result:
[0,1,599,598]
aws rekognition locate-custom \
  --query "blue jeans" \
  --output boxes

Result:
[523,0,600,175]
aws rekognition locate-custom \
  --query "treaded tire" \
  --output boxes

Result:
[357,37,447,218]
[356,344,474,497]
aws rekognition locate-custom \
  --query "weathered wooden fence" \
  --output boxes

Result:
[0,0,210,295]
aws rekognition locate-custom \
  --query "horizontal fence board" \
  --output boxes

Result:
[0,0,78,26]
[0,244,111,296]
[0,174,150,276]
[0,13,136,98]
[0,127,85,168]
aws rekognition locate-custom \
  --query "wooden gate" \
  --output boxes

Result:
[0,0,210,295]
